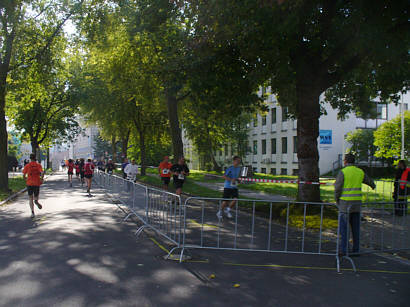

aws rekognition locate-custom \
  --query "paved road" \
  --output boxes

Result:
[1,173,409,307]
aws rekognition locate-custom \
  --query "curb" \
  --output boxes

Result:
[0,173,53,207]
[0,187,27,206]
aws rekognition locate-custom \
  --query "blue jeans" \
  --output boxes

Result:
[339,212,361,254]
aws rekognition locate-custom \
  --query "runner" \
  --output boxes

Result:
[217,156,242,219]
[122,158,129,179]
[170,156,190,196]
[75,159,80,180]
[106,159,115,175]
[124,159,138,182]
[158,156,172,190]
[79,158,85,186]
[96,158,105,172]
[67,159,74,187]
[84,158,95,196]
[22,153,44,219]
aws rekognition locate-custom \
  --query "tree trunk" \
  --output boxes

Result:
[111,134,117,162]
[31,140,39,160]
[166,91,184,163]
[138,130,147,176]
[0,104,8,192]
[121,129,130,159]
[296,89,321,202]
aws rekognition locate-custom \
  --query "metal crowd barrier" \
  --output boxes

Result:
[93,171,409,272]
[94,171,182,246]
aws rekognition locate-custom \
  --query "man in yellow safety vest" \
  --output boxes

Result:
[334,153,375,256]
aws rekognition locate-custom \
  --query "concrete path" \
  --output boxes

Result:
[0,173,409,307]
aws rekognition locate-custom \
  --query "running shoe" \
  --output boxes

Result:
[31,212,35,219]
[216,210,223,220]
[224,208,233,218]
[34,200,42,209]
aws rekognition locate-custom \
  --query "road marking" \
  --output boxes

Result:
[222,262,410,274]
[149,237,170,253]
[188,219,218,229]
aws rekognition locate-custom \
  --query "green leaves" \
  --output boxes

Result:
[374,111,410,160]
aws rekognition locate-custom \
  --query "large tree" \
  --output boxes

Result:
[0,0,82,192]
[188,0,409,201]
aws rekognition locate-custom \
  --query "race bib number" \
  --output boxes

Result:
[162,169,169,175]
[178,174,185,180]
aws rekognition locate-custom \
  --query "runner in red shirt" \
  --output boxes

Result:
[158,156,172,190]
[67,159,75,187]
[23,153,44,218]
[84,158,95,196]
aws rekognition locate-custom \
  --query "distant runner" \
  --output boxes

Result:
[67,159,74,187]
[84,158,95,196]
[75,159,80,180]
[79,158,85,186]
[158,156,172,190]
[217,156,242,219]
[122,158,129,179]
[23,153,44,219]
[124,159,138,182]
[106,159,115,175]
[170,156,189,196]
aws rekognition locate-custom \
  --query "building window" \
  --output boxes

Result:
[281,168,287,175]
[262,115,267,126]
[261,168,266,174]
[253,140,258,155]
[282,137,287,154]
[270,168,276,175]
[219,150,222,156]
[293,136,297,153]
[262,139,266,155]
[377,104,387,120]
[225,144,229,156]
[282,107,288,122]
[271,108,277,124]
[253,167,258,173]
[253,115,258,127]
[271,138,276,154]
[292,169,299,175]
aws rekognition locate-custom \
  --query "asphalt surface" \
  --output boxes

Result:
[1,173,409,307]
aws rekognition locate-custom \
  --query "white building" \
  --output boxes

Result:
[190,90,408,175]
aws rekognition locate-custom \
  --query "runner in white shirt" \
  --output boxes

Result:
[124,159,138,181]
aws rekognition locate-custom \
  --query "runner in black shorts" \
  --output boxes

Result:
[170,156,189,196]
[23,154,44,218]
[79,158,85,186]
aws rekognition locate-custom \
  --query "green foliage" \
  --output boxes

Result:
[0,177,26,201]
[346,129,376,162]
[374,111,410,160]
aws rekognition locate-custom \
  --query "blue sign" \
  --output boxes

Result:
[319,130,332,145]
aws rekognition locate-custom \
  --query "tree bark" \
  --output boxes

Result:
[296,88,321,202]
[0,103,8,192]
[31,140,39,160]
[166,91,184,163]
[138,130,147,176]
[121,129,130,159]
[111,134,117,162]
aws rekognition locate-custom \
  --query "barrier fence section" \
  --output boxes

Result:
[94,171,409,272]
[94,171,183,246]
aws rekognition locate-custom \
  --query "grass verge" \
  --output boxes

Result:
[0,177,26,202]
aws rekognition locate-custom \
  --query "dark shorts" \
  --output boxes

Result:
[223,188,238,199]
[80,172,85,178]
[173,179,184,189]
[85,174,93,179]
[68,171,73,175]
[161,177,171,185]
[27,186,40,197]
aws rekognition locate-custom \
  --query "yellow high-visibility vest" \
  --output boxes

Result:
[340,166,364,201]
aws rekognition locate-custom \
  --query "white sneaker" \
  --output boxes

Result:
[216,210,223,220]
[30,212,35,219]
[224,208,233,218]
